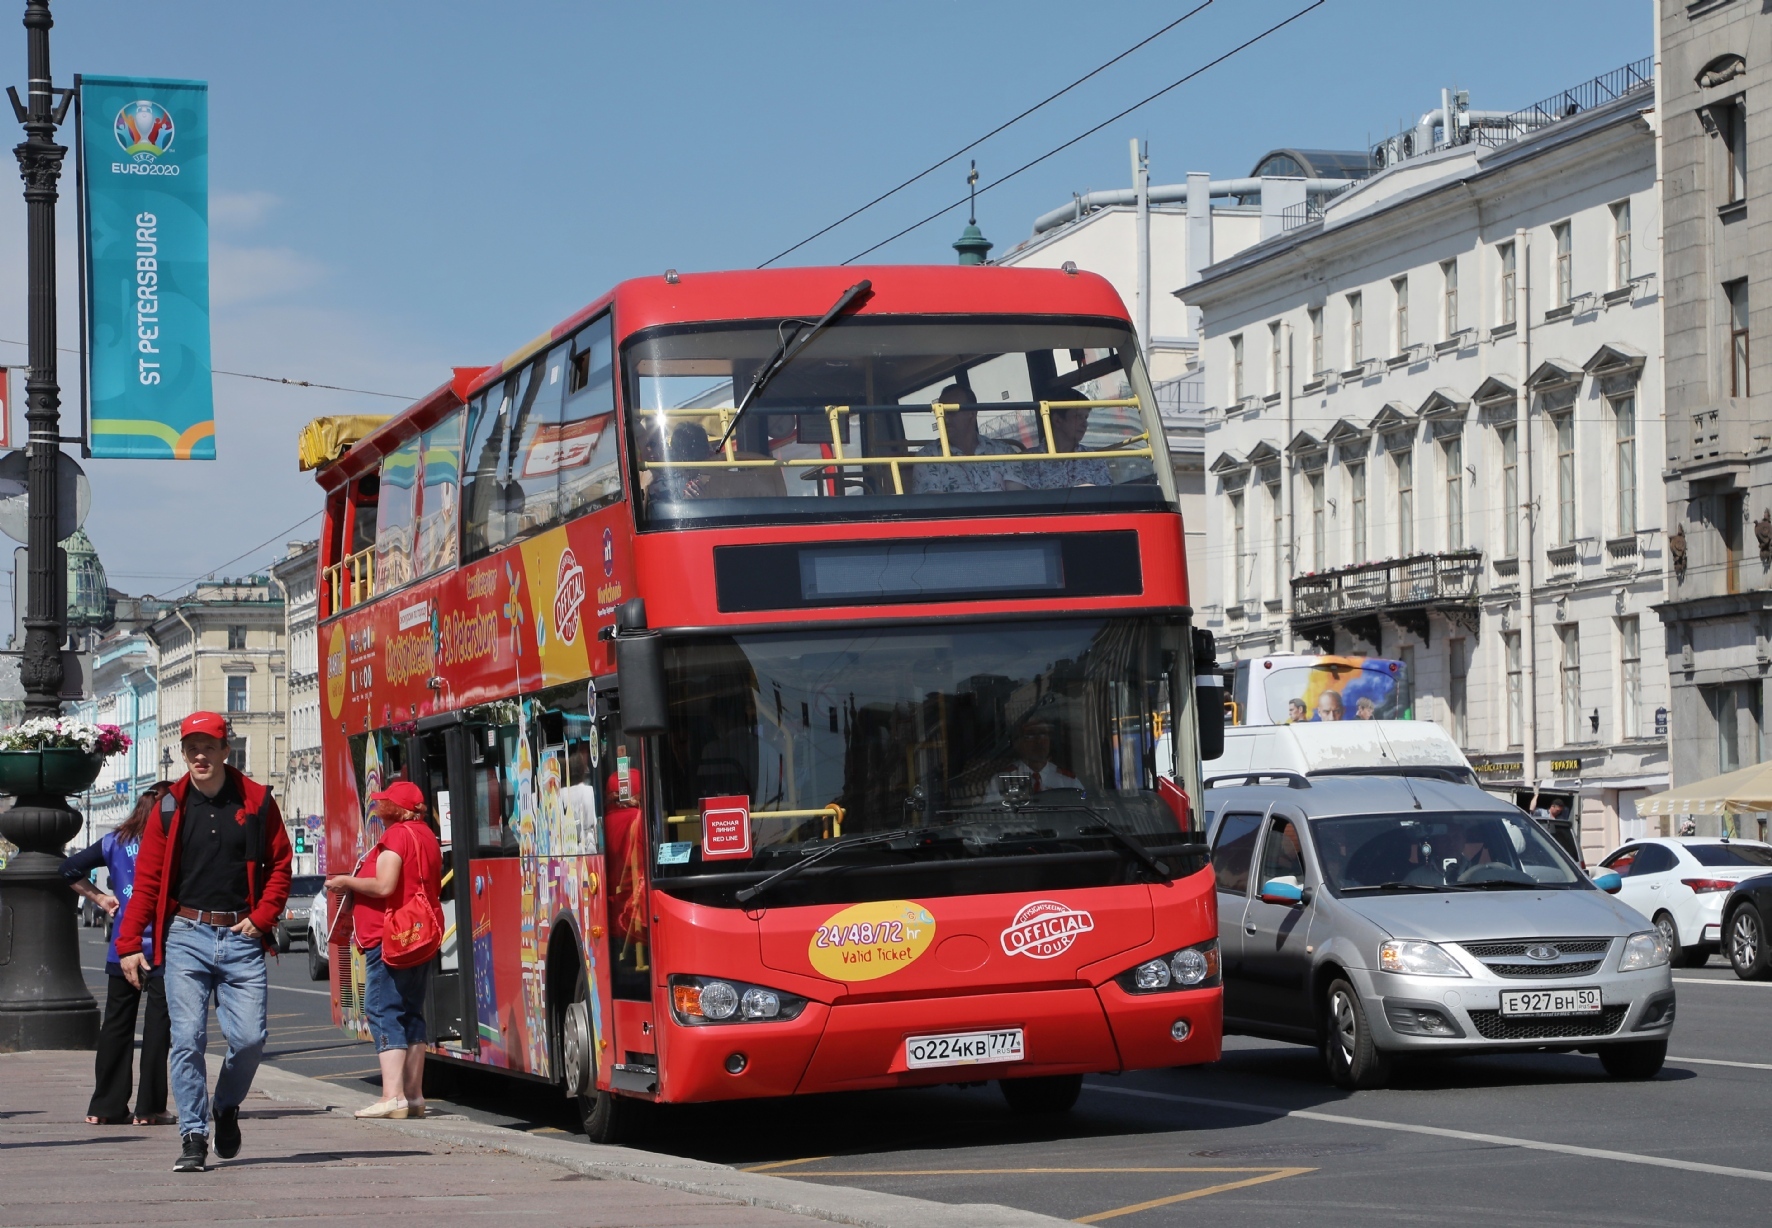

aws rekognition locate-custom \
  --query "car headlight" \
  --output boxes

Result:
[1619,929,1671,971]
[1117,940,1220,993]
[1379,940,1470,978]
[668,975,808,1025]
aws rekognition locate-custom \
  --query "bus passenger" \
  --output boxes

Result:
[1023,404,1111,489]
[910,385,1025,494]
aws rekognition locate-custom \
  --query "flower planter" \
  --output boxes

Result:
[0,747,104,798]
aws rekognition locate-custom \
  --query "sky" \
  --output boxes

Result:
[0,0,1651,627]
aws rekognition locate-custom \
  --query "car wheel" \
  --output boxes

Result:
[308,938,328,981]
[999,1074,1084,1114]
[1728,907,1772,980]
[273,925,291,954]
[1598,1038,1666,1080]
[1652,912,1692,968]
[1323,977,1391,1090]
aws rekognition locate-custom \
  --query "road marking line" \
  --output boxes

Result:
[1074,1169,1314,1223]
[743,1156,833,1172]
[781,1167,1301,1176]
[1086,1084,1772,1183]
[1674,976,1772,988]
[1672,1055,1772,1071]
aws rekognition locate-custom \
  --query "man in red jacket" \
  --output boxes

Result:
[118,712,292,1173]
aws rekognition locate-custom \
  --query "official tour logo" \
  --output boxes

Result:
[554,548,587,645]
[1000,899,1094,960]
[114,100,174,160]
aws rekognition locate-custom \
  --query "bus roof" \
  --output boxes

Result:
[310,264,1129,490]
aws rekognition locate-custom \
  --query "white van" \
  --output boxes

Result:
[1205,719,1475,786]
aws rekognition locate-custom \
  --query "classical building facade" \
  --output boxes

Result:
[273,541,322,875]
[146,577,287,798]
[1190,65,1668,857]
[69,631,158,840]
[1656,0,1772,795]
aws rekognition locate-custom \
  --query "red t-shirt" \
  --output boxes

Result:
[352,820,442,950]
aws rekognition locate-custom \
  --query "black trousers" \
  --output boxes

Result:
[89,972,170,1119]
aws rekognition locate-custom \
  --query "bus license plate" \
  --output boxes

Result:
[1498,987,1602,1016]
[904,1028,1025,1069]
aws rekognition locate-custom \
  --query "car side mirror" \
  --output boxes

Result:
[1592,869,1622,894]
[1259,879,1305,906]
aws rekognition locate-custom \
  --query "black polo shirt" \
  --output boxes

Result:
[177,774,250,913]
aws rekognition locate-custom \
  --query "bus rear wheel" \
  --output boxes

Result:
[999,1073,1083,1114]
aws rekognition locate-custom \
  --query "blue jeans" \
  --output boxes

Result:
[164,917,268,1138]
[362,944,430,1052]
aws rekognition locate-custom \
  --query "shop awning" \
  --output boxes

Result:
[1636,761,1772,817]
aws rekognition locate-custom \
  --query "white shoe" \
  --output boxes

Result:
[353,1098,409,1119]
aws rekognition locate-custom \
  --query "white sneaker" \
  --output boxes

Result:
[353,1098,409,1119]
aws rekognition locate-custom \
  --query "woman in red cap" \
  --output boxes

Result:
[324,779,442,1119]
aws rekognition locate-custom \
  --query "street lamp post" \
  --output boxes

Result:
[0,0,98,1052]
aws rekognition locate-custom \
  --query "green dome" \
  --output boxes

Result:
[64,528,110,627]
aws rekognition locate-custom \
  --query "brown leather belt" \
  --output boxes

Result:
[177,906,247,926]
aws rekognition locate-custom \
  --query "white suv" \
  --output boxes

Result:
[1597,838,1772,966]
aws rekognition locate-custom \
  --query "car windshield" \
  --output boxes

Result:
[1312,810,1585,893]
[288,876,324,898]
[653,617,1197,876]
[1262,658,1407,724]
[623,316,1172,528]
[1688,843,1772,868]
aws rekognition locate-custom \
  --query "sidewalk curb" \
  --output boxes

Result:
[240,1057,1071,1228]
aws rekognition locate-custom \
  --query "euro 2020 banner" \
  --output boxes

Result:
[78,75,213,460]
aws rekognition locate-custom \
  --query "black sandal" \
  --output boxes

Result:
[85,1114,130,1125]
[133,1112,176,1126]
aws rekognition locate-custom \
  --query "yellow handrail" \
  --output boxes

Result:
[324,546,376,614]
[666,804,845,839]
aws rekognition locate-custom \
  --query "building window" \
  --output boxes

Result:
[1350,462,1367,563]
[227,625,246,650]
[1611,199,1632,287]
[226,675,248,713]
[1724,490,1745,595]
[1449,638,1468,746]
[1308,470,1325,570]
[1714,686,1742,775]
[1230,334,1245,402]
[1269,322,1283,395]
[1559,624,1582,745]
[1505,630,1524,747]
[1348,292,1363,364]
[1308,306,1324,375]
[1393,276,1409,353]
[1717,97,1748,205]
[1268,480,1284,595]
[1444,435,1464,550]
[1620,616,1641,740]
[227,739,247,773]
[1499,241,1516,325]
[1441,259,1459,337]
[1499,425,1519,557]
[1553,412,1576,545]
[1395,448,1414,556]
[1230,491,1246,604]
[1553,222,1572,307]
[1727,278,1750,397]
[1613,394,1637,536]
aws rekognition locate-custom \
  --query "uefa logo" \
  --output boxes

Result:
[114,100,174,161]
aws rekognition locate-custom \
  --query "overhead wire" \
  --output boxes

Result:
[757,0,1215,268]
[842,0,1329,265]
[0,336,418,401]
[149,510,323,599]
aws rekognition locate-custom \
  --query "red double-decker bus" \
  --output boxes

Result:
[305,265,1224,1140]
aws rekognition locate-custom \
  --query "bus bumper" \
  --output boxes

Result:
[1094,980,1223,1070]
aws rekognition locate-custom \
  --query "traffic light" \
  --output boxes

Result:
[293,829,307,854]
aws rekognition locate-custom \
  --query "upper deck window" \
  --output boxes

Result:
[373,434,422,591]
[623,316,1174,530]
[463,314,621,563]
[416,410,464,576]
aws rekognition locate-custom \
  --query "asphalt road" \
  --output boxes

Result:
[78,925,1772,1225]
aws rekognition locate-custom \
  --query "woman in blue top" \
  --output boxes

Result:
[61,782,175,1125]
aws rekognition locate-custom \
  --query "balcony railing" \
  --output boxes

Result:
[1292,550,1482,647]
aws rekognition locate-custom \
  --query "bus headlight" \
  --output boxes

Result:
[669,975,808,1025]
[1117,940,1219,993]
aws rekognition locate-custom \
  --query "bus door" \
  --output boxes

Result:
[410,719,472,1047]
[600,697,657,1094]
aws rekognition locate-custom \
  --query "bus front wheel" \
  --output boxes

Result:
[999,1073,1083,1114]
[567,967,641,1145]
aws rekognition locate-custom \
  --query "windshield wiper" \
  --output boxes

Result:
[1340,881,1466,894]
[734,824,915,905]
[1463,879,1551,890]
[1079,814,1173,884]
[715,279,872,450]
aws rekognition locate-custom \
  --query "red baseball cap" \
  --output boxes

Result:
[369,779,425,812]
[180,712,228,742]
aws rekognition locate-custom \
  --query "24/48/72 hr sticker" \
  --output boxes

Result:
[807,900,936,982]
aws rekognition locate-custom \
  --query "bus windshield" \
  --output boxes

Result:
[623,316,1172,528]
[653,617,1196,875]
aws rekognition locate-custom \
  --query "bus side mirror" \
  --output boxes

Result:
[1192,628,1224,762]
[615,632,668,736]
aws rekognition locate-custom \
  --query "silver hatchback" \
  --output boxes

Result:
[1206,775,1675,1089]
